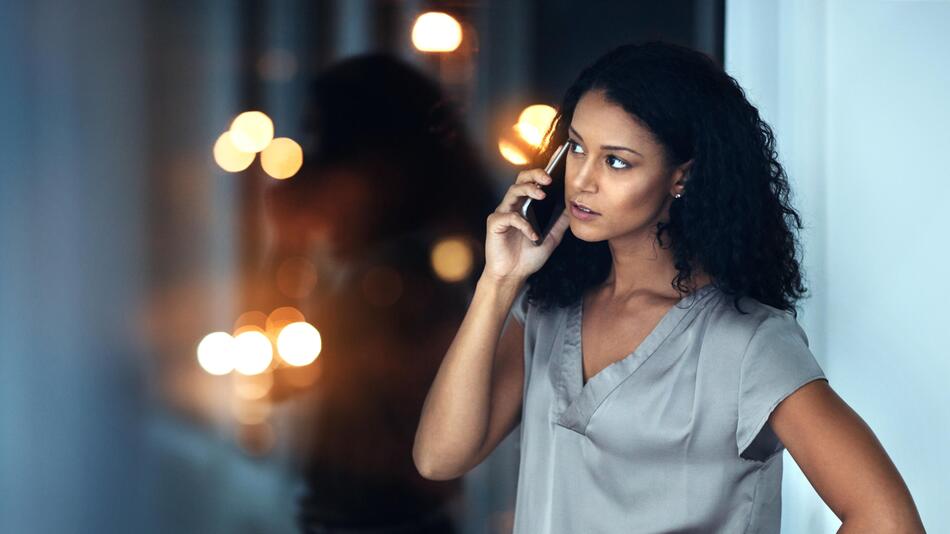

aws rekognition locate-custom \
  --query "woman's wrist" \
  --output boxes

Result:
[477,271,525,295]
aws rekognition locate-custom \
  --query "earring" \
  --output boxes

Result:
[674,193,682,199]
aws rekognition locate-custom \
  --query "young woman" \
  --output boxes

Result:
[414,41,925,533]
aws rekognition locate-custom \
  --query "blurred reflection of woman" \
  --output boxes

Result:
[265,53,498,533]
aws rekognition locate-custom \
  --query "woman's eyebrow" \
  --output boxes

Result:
[569,125,643,157]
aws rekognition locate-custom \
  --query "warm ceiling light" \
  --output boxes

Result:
[498,137,529,165]
[197,331,235,375]
[260,137,303,179]
[213,132,255,172]
[411,12,463,52]
[430,237,473,282]
[233,330,274,375]
[276,322,322,367]
[229,111,274,153]
[516,104,557,148]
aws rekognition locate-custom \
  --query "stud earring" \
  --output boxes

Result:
[674,193,682,199]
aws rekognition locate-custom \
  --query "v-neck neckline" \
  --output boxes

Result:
[551,283,718,435]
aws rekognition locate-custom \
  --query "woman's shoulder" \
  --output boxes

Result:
[702,289,805,347]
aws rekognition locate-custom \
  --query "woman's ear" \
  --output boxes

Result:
[671,158,695,190]
[679,158,694,178]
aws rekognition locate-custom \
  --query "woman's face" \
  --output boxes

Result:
[564,89,692,243]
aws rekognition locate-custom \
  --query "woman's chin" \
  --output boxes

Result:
[569,223,600,242]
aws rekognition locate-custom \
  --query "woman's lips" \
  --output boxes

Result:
[571,202,600,221]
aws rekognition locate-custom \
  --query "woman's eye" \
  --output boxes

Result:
[568,140,627,170]
[606,155,629,170]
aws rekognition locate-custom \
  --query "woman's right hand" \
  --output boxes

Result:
[483,166,571,284]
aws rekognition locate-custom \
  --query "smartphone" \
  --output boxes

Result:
[521,140,570,246]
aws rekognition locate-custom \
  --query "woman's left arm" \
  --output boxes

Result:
[769,380,926,533]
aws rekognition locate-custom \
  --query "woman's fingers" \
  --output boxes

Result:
[497,182,549,213]
[490,166,556,218]
[515,167,553,185]
[487,211,539,241]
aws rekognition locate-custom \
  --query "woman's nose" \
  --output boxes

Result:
[568,159,597,192]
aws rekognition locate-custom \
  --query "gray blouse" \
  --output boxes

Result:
[506,283,827,533]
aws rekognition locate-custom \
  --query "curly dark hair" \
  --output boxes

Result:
[525,40,809,317]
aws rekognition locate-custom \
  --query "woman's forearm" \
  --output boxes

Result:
[412,274,523,480]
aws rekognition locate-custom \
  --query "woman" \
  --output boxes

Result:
[266,53,498,533]
[414,41,925,533]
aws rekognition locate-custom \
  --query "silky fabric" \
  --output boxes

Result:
[506,283,827,533]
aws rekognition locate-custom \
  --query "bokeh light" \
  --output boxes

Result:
[229,111,274,153]
[213,132,255,172]
[430,236,474,282]
[196,331,235,375]
[498,137,530,165]
[498,124,537,165]
[260,137,303,179]
[516,104,557,148]
[276,321,322,367]
[233,330,274,375]
[265,306,306,341]
[411,12,463,52]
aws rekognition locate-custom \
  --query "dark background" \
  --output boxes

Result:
[0,1,722,533]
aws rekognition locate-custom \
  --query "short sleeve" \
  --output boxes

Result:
[509,284,530,326]
[737,312,828,461]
